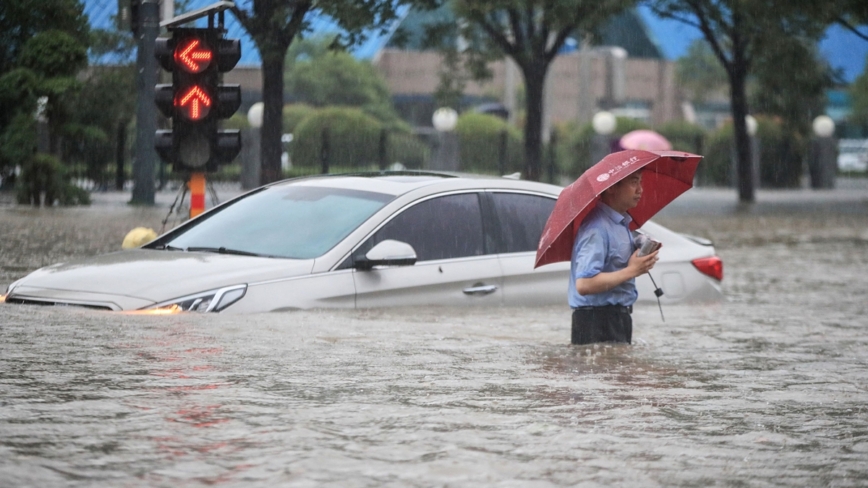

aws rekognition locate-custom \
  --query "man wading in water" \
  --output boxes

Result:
[568,170,659,345]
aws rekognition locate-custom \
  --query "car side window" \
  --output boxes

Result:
[356,193,486,263]
[491,192,556,254]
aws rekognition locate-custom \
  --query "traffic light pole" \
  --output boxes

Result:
[132,0,160,205]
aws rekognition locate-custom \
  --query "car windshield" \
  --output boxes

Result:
[165,184,395,259]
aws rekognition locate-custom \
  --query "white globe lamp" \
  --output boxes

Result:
[812,115,835,138]
[592,111,616,135]
[745,115,758,136]
[432,107,458,132]
[247,102,264,129]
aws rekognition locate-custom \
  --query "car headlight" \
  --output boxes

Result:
[144,284,247,313]
[2,279,24,303]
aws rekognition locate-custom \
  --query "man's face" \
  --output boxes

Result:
[602,171,643,212]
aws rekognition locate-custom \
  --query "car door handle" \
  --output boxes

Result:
[463,284,498,296]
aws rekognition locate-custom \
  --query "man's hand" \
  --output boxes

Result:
[626,248,659,278]
[575,247,660,296]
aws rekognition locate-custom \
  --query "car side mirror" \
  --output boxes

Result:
[355,240,417,271]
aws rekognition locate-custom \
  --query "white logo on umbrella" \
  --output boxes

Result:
[596,173,610,182]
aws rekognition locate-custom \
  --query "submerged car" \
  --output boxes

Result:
[3,172,723,313]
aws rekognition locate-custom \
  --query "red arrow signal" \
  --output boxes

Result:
[174,38,213,74]
[175,85,212,121]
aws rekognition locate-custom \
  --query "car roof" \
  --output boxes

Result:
[268,171,564,197]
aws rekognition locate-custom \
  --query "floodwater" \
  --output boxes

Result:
[1,184,868,486]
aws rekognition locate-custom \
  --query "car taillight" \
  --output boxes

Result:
[692,256,723,281]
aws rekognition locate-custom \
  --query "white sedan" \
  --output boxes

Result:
[2,172,723,313]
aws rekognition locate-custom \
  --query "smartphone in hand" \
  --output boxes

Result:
[635,233,661,257]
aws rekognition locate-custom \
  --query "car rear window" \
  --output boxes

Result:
[165,185,395,259]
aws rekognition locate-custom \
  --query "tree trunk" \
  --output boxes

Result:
[522,67,546,181]
[260,52,286,185]
[729,61,755,203]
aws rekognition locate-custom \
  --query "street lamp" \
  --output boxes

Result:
[744,114,759,190]
[592,110,616,136]
[432,107,458,132]
[590,111,616,165]
[241,102,263,189]
[812,115,834,138]
[809,115,836,189]
[431,107,459,171]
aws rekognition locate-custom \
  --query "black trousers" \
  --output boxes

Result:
[571,306,633,345]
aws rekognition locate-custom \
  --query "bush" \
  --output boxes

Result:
[756,116,804,188]
[561,117,651,178]
[387,132,429,169]
[16,153,90,206]
[657,121,706,154]
[698,124,734,187]
[698,117,804,188]
[291,107,427,171]
[455,112,522,174]
[283,103,316,134]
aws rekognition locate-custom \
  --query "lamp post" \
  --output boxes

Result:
[745,114,760,190]
[590,111,616,166]
[809,115,836,189]
[242,102,263,190]
[431,107,459,171]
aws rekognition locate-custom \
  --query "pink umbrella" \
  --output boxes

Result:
[619,130,672,151]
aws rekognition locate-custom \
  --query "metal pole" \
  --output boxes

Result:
[131,0,159,205]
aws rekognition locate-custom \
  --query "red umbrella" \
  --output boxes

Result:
[619,129,672,151]
[535,149,702,268]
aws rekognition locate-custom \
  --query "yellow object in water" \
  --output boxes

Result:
[122,227,158,249]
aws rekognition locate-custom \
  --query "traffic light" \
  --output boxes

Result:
[154,28,241,173]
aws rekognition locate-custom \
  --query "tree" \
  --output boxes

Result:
[284,36,403,128]
[0,0,89,175]
[445,0,636,181]
[850,55,868,129]
[675,39,727,105]
[649,0,827,202]
[231,0,404,184]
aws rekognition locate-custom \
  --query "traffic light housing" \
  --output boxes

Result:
[154,28,241,173]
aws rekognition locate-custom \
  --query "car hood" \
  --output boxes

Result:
[9,249,314,310]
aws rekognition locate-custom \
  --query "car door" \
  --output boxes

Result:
[487,191,569,306]
[349,192,503,307]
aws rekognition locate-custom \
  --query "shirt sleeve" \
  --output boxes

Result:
[573,227,607,279]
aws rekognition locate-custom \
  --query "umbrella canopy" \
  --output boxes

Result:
[619,129,672,151]
[535,149,702,268]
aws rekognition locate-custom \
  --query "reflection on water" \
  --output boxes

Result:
[2,214,868,486]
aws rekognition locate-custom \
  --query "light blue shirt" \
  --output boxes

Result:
[568,202,638,308]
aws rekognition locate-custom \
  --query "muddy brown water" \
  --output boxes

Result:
[1,187,867,486]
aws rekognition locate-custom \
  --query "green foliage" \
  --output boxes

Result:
[0,113,37,172]
[62,66,136,187]
[697,123,734,187]
[561,117,650,177]
[292,107,428,171]
[285,42,404,129]
[455,112,523,174]
[676,40,727,104]
[849,54,868,128]
[750,37,834,139]
[445,0,637,179]
[292,107,382,169]
[283,104,317,133]
[698,117,804,188]
[0,0,90,74]
[387,131,429,169]
[657,121,706,154]
[19,30,87,78]
[16,153,90,206]
[755,116,805,188]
